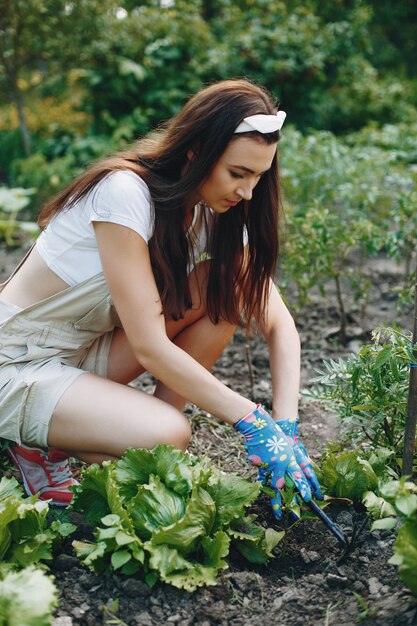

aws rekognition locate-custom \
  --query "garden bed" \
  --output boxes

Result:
[1,246,416,626]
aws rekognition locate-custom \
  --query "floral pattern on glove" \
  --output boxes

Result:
[234,405,312,519]
[277,417,323,500]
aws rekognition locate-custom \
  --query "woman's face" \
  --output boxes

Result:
[197,136,277,213]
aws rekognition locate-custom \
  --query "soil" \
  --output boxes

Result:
[1,245,416,626]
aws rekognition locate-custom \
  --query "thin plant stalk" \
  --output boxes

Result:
[334,273,347,345]
[402,265,417,476]
[245,341,255,400]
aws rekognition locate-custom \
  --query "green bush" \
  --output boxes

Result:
[279,125,417,321]
[9,154,76,218]
[8,134,116,217]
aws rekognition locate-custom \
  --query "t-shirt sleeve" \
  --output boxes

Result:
[88,170,154,243]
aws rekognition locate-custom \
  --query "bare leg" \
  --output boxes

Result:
[48,262,236,463]
[49,311,235,463]
[47,374,192,463]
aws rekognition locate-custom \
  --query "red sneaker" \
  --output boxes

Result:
[7,444,78,506]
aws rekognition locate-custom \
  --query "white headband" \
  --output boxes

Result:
[234,111,287,134]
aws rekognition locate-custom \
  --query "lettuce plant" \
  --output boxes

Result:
[362,478,417,596]
[0,565,57,626]
[0,477,73,625]
[0,476,74,569]
[317,448,379,503]
[71,445,284,591]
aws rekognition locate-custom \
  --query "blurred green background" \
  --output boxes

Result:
[0,0,416,323]
[1,0,416,198]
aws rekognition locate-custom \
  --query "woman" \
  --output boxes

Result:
[0,79,321,517]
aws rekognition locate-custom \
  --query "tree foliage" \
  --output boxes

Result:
[0,0,416,188]
[0,0,117,153]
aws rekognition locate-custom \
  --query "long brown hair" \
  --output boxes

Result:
[38,79,282,327]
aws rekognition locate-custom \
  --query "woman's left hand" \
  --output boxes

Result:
[275,417,323,499]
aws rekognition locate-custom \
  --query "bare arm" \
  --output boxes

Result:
[93,222,256,424]
[259,280,301,421]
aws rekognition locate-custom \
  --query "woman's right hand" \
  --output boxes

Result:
[234,404,312,519]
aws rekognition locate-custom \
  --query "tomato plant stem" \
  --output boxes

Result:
[335,273,347,344]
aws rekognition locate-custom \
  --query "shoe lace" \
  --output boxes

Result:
[44,457,72,485]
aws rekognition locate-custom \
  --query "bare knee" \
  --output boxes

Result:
[69,407,191,463]
[164,409,192,451]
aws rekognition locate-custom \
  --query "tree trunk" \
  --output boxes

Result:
[201,0,217,21]
[402,265,417,476]
[13,83,31,156]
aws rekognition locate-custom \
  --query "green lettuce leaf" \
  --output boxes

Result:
[362,491,396,519]
[72,539,108,574]
[70,461,114,523]
[230,515,285,564]
[104,470,136,533]
[206,471,261,530]
[318,450,378,502]
[0,495,19,561]
[150,486,216,555]
[200,530,230,568]
[0,477,23,501]
[145,531,230,592]
[0,566,57,626]
[73,513,144,575]
[127,475,186,539]
[114,448,156,499]
[115,445,194,499]
[390,518,417,595]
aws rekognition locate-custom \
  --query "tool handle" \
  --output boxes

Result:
[307,499,348,546]
[283,475,348,546]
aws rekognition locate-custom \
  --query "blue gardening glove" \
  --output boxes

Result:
[277,417,323,500]
[234,405,312,519]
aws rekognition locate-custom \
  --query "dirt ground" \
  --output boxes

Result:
[1,245,416,626]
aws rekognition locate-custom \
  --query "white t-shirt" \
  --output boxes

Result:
[36,170,214,285]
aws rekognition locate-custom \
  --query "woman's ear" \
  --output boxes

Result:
[187,143,200,161]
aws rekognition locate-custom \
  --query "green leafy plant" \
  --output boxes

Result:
[102,598,128,626]
[362,478,417,596]
[308,326,416,451]
[386,190,417,283]
[0,187,38,246]
[279,125,417,340]
[0,565,57,626]
[71,445,284,591]
[0,477,73,625]
[390,516,417,596]
[352,591,379,623]
[282,203,382,342]
[0,476,75,569]
[317,448,378,503]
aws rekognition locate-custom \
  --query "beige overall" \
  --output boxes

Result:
[0,247,121,447]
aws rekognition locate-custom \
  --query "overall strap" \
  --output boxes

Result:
[0,242,36,291]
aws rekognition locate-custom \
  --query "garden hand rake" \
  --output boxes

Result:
[284,474,368,558]
[305,499,369,560]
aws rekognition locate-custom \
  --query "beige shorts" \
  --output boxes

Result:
[0,299,114,448]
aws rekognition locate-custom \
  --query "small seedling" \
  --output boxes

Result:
[102,599,128,626]
[226,573,264,613]
[353,591,379,623]
[323,601,342,626]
